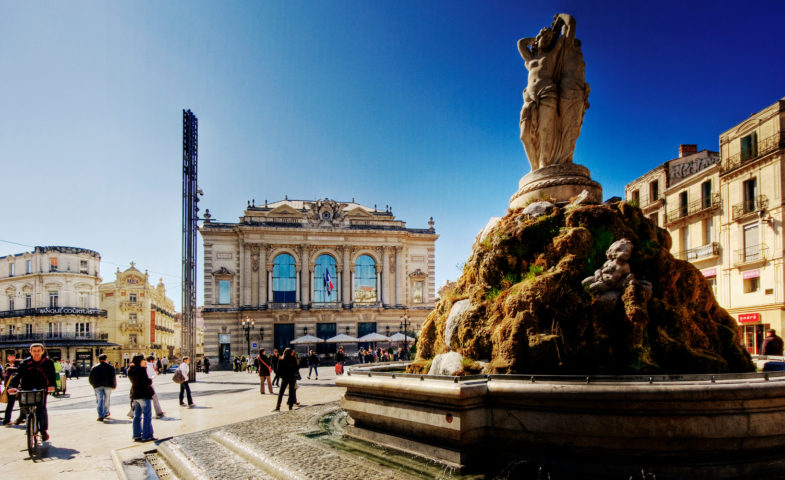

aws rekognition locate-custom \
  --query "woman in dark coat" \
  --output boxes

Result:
[128,354,155,441]
[273,348,299,411]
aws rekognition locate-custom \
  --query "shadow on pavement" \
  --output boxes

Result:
[43,445,80,460]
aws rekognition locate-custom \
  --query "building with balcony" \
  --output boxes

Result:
[625,96,785,354]
[199,197,438,368]
[718,97,785,353]
[99,262,177,366]
[0,246,114,374]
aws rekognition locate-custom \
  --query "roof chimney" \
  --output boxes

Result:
[679,144,698,158]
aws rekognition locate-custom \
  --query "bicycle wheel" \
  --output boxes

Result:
[26,411,39,459]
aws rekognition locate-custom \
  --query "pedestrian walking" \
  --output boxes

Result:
[307,350,319,380]
[128,354,155,442]
[146,355,165,417]
[2,366,18,425]
[335,347,345,375]
[178,357,194,407]
[255,349,274,394]
[270,350,280,386]
[161,356,169,375]
[203,356,210,374]
[273,348,300,411]
[88,354,117,421]
[762,329,784,356]
[70,359,80,379]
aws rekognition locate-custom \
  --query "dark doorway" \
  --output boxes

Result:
[316,323,337,355]
[274,323,295,351]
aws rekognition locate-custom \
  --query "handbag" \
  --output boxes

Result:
[172,368,186,384]
[0,387,7,404]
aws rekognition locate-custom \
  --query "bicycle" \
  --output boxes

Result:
[17,389,47,459]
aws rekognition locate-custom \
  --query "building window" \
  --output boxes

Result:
[680,227,689,252]
[25,324,33,336]
[49,257,58,272]
[630,189,640,206]
[218,279,231,304]
[26,260,31,274]
[353,255,377,304]
[707,277,717,297]
[79,293,89,308]
[129,313,137,322]
[649,180,659,201]
[272,254,297,303]
[25,294,31,309]
[129,293,137,303]
[75,322,90,337]
[649,213,658,227]
[743,178,758,214]
[679,191,688,218]
[48,291,59,308]
[741,132,758,161]
[703,219,713,245]
[744,276,760,293]
[80,260,88,274]
[129,333,137,345]
[48,322,62,338]
[8,298,13,311]
[8,264,14,277]
[413,281,424,304]
[743,222,760,262]
[8,325,15,336]
[701,181,712,209]
[313,254,338,303]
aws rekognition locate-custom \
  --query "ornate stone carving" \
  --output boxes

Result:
[305,198,348,227]
[518,13,589,170]
[409,268,427,279]
[249,244,260,272]
[510,14,601,209]
[212,266,234,277]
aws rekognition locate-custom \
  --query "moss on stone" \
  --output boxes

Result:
[411,202,754,375]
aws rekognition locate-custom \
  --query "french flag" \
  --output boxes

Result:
[324,268,334,293]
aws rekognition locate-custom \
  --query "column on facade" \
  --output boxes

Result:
[258,246,267,306]
[336,266,342,304]
[267,267,273,305]
[394,246,404,306]
[296,269,301,303]
[241,241,251,306]
[375,266,382,306]
[382,247,390,306]
[350,269,356,306]
[342,247,351,307]
[310,268,315,304]
[250,245,259,306]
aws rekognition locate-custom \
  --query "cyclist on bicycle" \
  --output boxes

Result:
[7,343,56,441]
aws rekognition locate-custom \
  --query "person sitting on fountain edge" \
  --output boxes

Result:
[762,329,784,356]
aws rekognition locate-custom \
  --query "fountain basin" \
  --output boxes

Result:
[338,367,785,478]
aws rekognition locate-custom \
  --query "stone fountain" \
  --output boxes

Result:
[337,13,785,479]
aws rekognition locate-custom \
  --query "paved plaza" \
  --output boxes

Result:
[0,367,346,479]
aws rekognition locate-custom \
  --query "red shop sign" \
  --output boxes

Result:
[738,313,760,324]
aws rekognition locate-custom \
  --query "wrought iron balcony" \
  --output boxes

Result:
[734,244,769,266]
[665,193,721,225]
[0,331,110,343]
[268,302,300,310]
[732,195,768,221]
[676,242,720,262]
[721,132,785,174]
[0,307,107,319]
[311,302,341,309]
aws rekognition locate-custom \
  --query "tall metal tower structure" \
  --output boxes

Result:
[182,109,199,381]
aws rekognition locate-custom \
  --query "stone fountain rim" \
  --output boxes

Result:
[344,360,783,385]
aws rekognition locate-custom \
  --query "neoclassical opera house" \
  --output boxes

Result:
[199,198,438,367]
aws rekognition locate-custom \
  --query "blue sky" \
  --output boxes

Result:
[1,1,784,310]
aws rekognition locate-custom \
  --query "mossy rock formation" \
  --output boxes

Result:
[412,202,754,375]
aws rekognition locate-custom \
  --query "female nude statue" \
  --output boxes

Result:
[519,14,589,171]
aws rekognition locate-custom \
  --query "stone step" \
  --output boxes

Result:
[158,431,274,480]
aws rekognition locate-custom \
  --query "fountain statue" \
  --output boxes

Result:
[510,13,602,209]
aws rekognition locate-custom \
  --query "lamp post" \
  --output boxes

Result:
[259,327,264,352]
[400,313,410,360]
[241,316,254,357]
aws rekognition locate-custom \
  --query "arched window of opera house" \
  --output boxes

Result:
[353,255,377,304]
[272,254,297,303]
[313,254,338,303]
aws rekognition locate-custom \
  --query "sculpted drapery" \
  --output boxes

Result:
[519,13,590,171]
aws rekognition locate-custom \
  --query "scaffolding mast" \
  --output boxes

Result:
[182,109,199,381]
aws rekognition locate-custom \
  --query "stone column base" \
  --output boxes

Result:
[509,163,602,209]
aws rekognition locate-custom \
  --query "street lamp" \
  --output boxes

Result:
[241,316,254,357]
[259,327,264,351]
[400,313,411,360]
